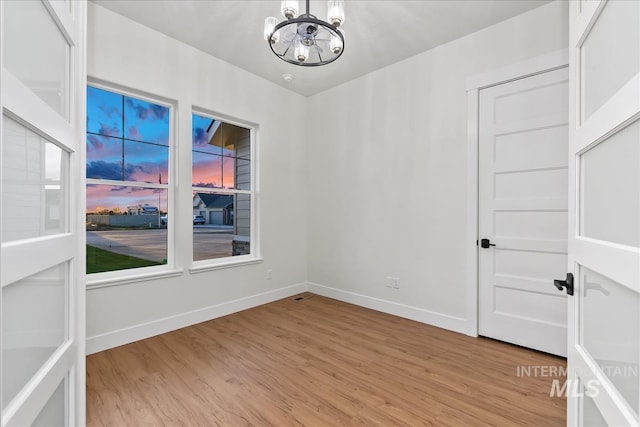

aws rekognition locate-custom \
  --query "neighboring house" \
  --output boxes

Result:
[192,193,233,225]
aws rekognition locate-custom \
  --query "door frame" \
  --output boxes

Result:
[464,49,569,337]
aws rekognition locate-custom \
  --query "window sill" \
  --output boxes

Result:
[86,268,184,289]
[189,257,263,274]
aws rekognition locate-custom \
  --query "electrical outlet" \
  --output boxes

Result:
[385,276,393,288]
[393,277,400,289]
[267,269,273,280]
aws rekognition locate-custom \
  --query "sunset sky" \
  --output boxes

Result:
[86,87,236,212]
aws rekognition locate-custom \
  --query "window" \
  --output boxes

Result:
[192,113,252,263]
[86,86,170,274]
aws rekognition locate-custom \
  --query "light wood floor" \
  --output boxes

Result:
[87,293,566,426]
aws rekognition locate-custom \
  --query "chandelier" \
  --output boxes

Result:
[264,0,345,66]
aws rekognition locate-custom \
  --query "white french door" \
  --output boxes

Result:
[1,1,86,426]
[568,0,639,425]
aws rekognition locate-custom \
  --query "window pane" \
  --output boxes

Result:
[222,156,235,189]
[87,87,171,184]
[86,136,170,183]
[32,377,67,427]
[579,381,608,426]
[236,157,251,191]
[581,120,639,247]
[234,193,251,254]
[86,134,123,180]
[124,96,169,145]
[4,0,70,118]
[86,185,167,273]
[193,152,222,188]
[579,266,639,415]
[192,117,251,190]
[193,193,234,260]
[192,114,221,155]
[236,125,251,191]
[581,0,640,120]
[2,116,68,243]
[221,123,237,157]
[2,263,68,409]
[87,86,123,137]
[124,140,169,183]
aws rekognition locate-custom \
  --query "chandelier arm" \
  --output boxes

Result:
[282,40,293,58]
[270,17,344,44]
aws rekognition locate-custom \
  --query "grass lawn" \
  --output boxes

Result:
[86,245,161,274]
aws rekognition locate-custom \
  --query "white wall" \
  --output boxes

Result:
[86,4,308,352]
[87,1,570,352]
[306,1,569,334]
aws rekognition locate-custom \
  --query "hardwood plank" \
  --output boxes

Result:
[87,293,566,426]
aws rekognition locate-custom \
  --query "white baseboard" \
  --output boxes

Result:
[87,281,475,355]
[307,282,473,336]
[86,282,308,355]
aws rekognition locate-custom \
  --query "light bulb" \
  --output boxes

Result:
[330,28,344,54]
[281,0,299,19]
[294,40,309,63]
[327,0,345,27]
[264,17,279,43]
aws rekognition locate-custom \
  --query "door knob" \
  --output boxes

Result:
[554,273,574,296]
[480,238,496,248]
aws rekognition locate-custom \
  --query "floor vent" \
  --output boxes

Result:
[292,293,314,302]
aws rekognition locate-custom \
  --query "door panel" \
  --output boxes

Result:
[495,168,567,199]
[494,79,568,124]
[568,0,640,425]
[479,67,569,356]
[495,211,567,240]
[494,125,568,170]
[495,250,566,280]
[494,286,566,325]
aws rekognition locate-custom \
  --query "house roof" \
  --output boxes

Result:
[195,193,233,209]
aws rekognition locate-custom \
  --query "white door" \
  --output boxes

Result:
[478,67,569,356]
[567,0,639,425]
[1,1,86,426]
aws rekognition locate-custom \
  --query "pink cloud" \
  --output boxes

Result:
[128,126,142,141]
[192,156,235,189]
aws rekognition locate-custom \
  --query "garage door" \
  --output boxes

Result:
[209,211,223,225]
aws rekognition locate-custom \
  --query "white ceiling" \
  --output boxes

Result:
[93,0,552,97]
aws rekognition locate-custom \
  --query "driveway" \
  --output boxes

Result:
[87,225,235,262]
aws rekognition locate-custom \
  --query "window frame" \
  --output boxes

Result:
[189,108,260,273]
[85,81,180,287]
